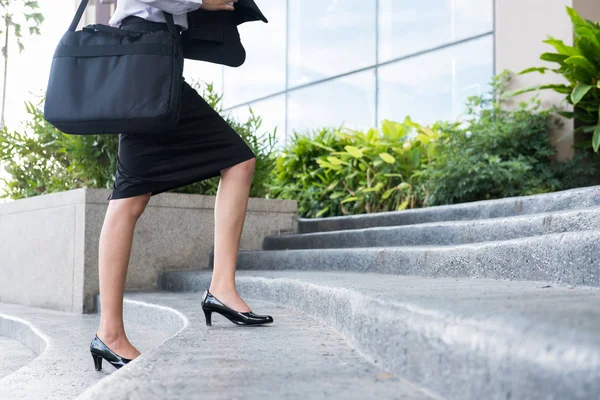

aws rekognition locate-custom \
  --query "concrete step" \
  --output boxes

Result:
[298,185,600,233]
[237,229,600,287]
[78,292,435,400]
[0,335,35,380]
[0,299,183,399]
[159,269,600,400]
[265,206,600,250]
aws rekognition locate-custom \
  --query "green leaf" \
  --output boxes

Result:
[575,26,600,47]
[504,84,569,97]
[593,123,600,153]
[398,182,410,190]
[379,152,396,164]
[381,188,395,200]
[566,6,588,28]
[309,140,335,152]
[327,156,342,165]
[396,198,410,211]
[539,53,569,64]
[571,83,594,105]
[315,207,329,218]
[341,196,359,204]
[519,66,550,75]
[564,55,597,77]
[544,37,580,56]
[344,145,363,158]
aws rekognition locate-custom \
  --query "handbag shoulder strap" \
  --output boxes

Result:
[69,0,179,39]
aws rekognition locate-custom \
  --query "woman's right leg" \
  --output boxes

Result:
[95,192,152,360]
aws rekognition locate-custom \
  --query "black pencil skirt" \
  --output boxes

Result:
[107,17,255,201]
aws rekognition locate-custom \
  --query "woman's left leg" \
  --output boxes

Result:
[208,157,256,312]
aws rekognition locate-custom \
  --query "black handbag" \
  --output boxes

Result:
[182,0,268,67]
[44,0,184,135]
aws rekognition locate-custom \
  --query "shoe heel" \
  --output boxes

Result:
[92,353,103,371]
[203,309,212,326]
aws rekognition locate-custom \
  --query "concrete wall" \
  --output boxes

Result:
[495,0,600,160]
[0,188,297,313]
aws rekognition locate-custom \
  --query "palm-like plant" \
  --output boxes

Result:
[0,0,44,128]
[507,6,600,153]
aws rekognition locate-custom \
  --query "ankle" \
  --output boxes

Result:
[96,326,126,343]
[208,285,238,296]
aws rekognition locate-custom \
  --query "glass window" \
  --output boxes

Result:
[227,95,287,148]
[288,0,376,88]
[378,35,493,125]
[222,0,286,108]
[287,69,376,135]
[379,0,494,63]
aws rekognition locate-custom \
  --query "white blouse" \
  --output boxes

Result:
[109,0,204,30]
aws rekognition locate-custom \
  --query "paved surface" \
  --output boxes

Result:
[0,301,177,400]
[0,336,35,379]
[78,292,436,400]
[161,270,600,400]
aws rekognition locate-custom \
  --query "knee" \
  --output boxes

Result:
[109,194,151,220]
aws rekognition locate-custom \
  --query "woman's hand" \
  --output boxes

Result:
[199,0,237,11]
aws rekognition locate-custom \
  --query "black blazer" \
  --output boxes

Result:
[182,0,268,67]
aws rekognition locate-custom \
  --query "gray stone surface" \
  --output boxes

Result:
[0,187,297,313]
[78,292,435,400]
[238,229,600,287]
[0,298,182,399]
[160,269,600,400]
[0,336,36,379]
[266,206,600,250]
[0,188,86,312]
[298,185,600,233]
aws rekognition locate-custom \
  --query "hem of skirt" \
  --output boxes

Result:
[107,151,255,201]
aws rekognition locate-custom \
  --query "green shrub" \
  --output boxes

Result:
[269,127,345,217]
[418,73,577,206]
[0,100,119,199]
[270,119,438,217]
[0,82,277,200]
[270,71,599,217]
[508,6,600,152]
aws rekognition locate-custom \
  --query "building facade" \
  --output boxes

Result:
[189,0,495,147]
[85,0,600,153]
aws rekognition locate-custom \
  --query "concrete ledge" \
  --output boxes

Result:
[240,230,600,287]
[0,188,298,313]
[159,270,600,400]
[0,314,48,358]
[266,206,600,249]
[298,185,600,233]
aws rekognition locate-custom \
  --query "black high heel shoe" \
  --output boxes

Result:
[201,290,273,326]
[89,334,133,371]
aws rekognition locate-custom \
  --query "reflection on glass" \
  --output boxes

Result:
[287,69,376,136]
[378,35,493,125]
[227,95,286,148]
[379,0,493,62]
[222,0,286,108]
[288,0,376,88]
[184,60,224,94]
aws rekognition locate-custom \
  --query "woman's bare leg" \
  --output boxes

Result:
[208,157,256,312]
[95,193,152,359]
